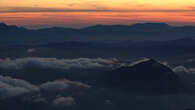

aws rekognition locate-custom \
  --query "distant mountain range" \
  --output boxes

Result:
[0,37,195,59]
[1,22,195,45]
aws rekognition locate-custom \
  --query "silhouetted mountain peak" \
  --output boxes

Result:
[136,59,158,65]
[130,23,170,31]
[116,59,174,77]
[83,24,130,31]
[0,23,20,29]
[131,22,169,28]
[133,59,170,70]
[110,59,182,92]
[0,23,7,28]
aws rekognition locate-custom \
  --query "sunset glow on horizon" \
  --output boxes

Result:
[0,0,195,28]
[1,0,195,11]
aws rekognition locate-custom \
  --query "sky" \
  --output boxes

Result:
[0,0,195,28]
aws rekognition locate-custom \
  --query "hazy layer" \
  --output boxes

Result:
[1,12,195,28]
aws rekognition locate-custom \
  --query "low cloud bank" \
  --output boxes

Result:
[2,57,195,74]
[0,57,177,71]
[0,57,119,70]
[0,57,188,73]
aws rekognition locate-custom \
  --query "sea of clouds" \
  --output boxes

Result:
[0,57,195,110]
[0,57,194,74]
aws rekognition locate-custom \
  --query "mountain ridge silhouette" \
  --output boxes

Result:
[1,22,195,44]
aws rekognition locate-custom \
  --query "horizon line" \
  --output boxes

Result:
[1,8,195,13]
[2,22,195,30]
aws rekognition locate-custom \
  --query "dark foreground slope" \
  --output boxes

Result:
[109,59,188,93]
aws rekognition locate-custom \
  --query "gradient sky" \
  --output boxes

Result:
[0,0,195,28]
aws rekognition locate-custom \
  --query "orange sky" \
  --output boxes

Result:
[0,0,195,11]
[0,0,195,28]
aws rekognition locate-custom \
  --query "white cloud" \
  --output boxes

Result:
[52,97,76,107]
[129,58,151,66]
[40,79,90,93]
[189,68,195,73]
[173,66,195,74]
[173,66,190,73]
[187,58,195,62]
[0,75,39,99]
[27,48,36,53]
[160,61,171,67]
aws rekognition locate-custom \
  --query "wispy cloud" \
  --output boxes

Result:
[1,7,195,13]
[0,7,113,13]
